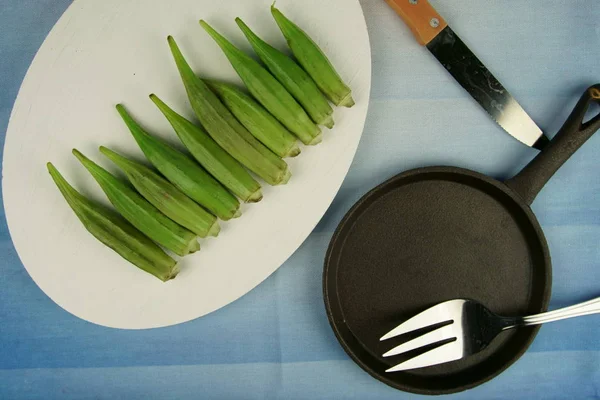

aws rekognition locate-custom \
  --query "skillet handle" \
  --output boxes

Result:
[505,84,600,205]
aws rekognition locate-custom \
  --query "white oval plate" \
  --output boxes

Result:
[3,0,371,329]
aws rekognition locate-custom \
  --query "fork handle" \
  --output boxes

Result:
[504,296,600,329]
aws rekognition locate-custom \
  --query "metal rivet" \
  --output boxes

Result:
[409,0,418,4]
[430,18,440,28]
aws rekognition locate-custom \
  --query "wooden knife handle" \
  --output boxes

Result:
[385,0,447,45]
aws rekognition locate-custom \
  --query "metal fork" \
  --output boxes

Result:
[380,296,600,372]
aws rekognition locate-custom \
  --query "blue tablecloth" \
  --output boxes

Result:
[1,1,599,399]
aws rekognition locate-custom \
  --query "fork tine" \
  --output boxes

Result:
[385,340,463,372]
[380,300,456,341]
[382,323,458,358]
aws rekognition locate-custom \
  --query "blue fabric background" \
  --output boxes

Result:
[1,1,599,399]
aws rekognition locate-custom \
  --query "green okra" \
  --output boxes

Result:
[47,163,179,282]
[116,104,241,220]
[271,5,355,108]
[72,149,200,258]
[199,21,322,145]
[205,80,300,159]
[150,94,263,203]
[100,146,220,238]
[167,35,291,186]
[236,17,334,129]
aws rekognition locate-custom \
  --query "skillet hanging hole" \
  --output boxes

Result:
[582,101,600,129]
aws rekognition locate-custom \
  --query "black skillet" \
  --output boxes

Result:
[324,85,600,395]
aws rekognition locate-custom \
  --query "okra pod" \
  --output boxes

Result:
[100,146,220,238]
[47,163,179,282]
[199,21,322,145]
[167,35,291,186]
[150,94,263,202]
[72,149,200,258]
[271,5,355,107]
[205,81,300,158]
[116,104,241,220]
[236,17,334,129]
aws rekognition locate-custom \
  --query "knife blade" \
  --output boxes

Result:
[385,0,549,150]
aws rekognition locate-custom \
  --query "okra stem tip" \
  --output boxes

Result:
[115,104,128,120]
[166,265,180,281]
[286,146,302,158]
[280,168,292,185]
[149,93,165,108]
[340,93,356,108]
[99,146,120,162]
[323,115,335,129]
[307,134,323,146]
[248,189,264,203]
[199,20,209,31]
[47,162,62,181]
[72,148,84,159]
[234,18,251,35]
[167,36,179,53]
[199,20,220,39]
[208,222,221,238]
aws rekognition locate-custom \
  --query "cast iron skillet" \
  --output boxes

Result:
[324,85,600,395]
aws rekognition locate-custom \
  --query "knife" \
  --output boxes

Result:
[385,0,549,150]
